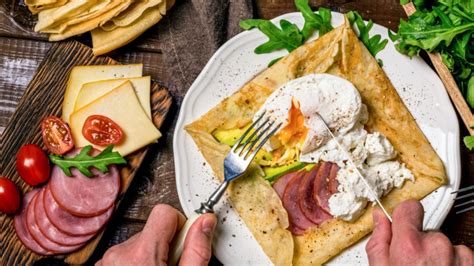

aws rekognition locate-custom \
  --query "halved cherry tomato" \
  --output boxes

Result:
[82,115,124,146]
[16,144,51,186]
[0,177,21,214]
[41,116,74,155]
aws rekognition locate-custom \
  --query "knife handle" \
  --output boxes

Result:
[168,212,201,266]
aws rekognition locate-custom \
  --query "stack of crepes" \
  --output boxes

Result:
[25,0,174,55]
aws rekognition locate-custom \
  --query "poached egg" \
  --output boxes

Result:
[253,74,363,165]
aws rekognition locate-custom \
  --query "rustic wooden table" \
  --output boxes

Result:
[1,0,472,264]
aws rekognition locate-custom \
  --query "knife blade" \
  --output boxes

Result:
[315,113,393,222]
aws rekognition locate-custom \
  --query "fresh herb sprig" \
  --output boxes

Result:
[295,0,333,40]
[240,19,305,66]
[393,0,473,97]
[347,11,389,66]
[49,145,127,177]
[240,0,332,66]
[393,0,474,148]
[240,0,388,67]
[464,126,474,150]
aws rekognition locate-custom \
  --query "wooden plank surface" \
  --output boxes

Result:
[0,40,172,265]
[0,0,472,264]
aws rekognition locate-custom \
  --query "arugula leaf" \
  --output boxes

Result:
[268,56,284,66]
[400,0,410,5]
[240,0,335,66]
[464,135,474,150]
[397,18,474,53]
[239,19,304,54]
[467,76,474,108]
[295,0,333,39]
[347,11,389,65]
[49,145,127,177]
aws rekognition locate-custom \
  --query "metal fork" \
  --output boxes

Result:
[451,185,474,214]
[169,111,281,265]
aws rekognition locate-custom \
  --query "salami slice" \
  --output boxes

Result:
[282,171,316,233]
[14,189,51,256]
[49,148,120,217]
[44,186,113,236]
[35,188,94,246]
[26,192,83,254]
[298,164,332,225]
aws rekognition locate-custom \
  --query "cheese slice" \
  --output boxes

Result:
[62,64,142,123]
[70,81,161,156]
[74,76,151,118]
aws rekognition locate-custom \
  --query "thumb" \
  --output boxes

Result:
[179,213,217,266]
[366,208,392,266]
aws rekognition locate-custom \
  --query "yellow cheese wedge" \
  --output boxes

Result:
[70,81,161,156]
[62,64,142,123]
[74,76,151,118]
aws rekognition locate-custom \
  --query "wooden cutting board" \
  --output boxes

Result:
[0,40,172,265]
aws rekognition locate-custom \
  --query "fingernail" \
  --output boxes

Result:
[373,210,381,226]
[201,216,216,237]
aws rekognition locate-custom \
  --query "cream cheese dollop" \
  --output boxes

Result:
[365,132,397,166]
[328,192,367,221]
[326,136,414,221]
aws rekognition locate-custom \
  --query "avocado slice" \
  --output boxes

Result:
[212,125,250,146]
[212,125,273,165]
[263,161,306,183]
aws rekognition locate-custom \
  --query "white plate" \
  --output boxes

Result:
[173,12,461,265]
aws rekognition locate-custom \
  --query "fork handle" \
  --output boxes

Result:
[169,181,228,265]
[169,212,202,266]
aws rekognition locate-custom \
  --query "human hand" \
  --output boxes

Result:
[366,200,473,266]
[96,204,217,266]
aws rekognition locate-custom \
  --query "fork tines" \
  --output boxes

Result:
[452,185,474,214]
[232,111,281,161]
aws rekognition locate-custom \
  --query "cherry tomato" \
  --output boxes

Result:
[82,115,124,146]
[41,116,74,155]
[0,178,21,214]
[16,144,51,186]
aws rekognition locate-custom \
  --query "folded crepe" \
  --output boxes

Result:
[91,0,173,55]
[185,17,447,265]
[27,0,68,14]
[48,0,133,41]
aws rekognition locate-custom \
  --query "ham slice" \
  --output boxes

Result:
[328,163,340,194]
[35,187,94,246]
[14,189,51,256]
[26,192,83,254]
[44,185,113,236]
[314,162,339,213]
[282,171,316,234]
[273,171,299,199]
[298,164,332,225]
[49,148,120,217]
